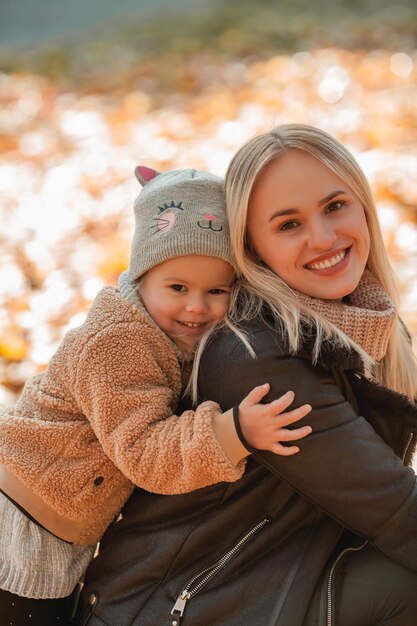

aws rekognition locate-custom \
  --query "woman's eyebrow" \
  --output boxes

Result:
[268,189,348,222]
[318,190,347,205]
[268,207,299,222]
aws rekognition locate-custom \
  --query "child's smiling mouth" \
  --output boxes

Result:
[178,321,206,328]
[176,320,210,335]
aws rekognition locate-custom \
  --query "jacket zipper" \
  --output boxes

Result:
[326,539,368,626]
[402,431,414,464]
[170,517,269,625]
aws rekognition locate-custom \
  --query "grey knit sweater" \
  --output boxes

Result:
[0,492,94,598]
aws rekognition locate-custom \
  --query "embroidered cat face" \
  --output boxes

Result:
[152,201,183,234]
[134,166,226,237]
[152,206,224,235]
[128,165,234,282]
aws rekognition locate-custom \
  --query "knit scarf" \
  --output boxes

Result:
[295,270,397,362]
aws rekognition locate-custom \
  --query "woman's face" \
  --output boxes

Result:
[247,150,370,300]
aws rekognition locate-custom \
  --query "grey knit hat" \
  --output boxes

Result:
[128,166,235,282]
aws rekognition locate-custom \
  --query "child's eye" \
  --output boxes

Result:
[209,288,229,295]
[326,200,345,213]
[169,284,186,292]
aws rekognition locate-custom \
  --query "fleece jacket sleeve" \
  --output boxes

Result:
[74,322,245,494]
[198,325,417,573]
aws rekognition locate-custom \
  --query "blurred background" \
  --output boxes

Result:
[1,0,417,406]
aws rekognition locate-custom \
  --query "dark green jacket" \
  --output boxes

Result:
[76,320,417,626]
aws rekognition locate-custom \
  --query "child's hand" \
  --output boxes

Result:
[238,384,312,455]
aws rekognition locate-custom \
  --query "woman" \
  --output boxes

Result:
[75,125,417,625]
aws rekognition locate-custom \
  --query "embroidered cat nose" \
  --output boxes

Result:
[203,214,217,220]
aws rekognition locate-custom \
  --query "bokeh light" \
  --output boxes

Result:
[1,4,417,419]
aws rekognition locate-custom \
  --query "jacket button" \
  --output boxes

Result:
[94,476,104,486]
[89,592,98,606]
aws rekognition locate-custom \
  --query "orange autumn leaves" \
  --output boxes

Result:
[0,47,417,402]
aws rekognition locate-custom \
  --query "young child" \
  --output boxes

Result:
[0,166,312,625]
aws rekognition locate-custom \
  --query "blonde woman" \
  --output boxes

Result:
[75,126,417,626]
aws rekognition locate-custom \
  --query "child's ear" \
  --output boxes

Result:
[134,166,161,186]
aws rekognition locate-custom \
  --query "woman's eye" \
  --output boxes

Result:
[278,220,299,232]
[170,284,185,292]
[326,200,345,213]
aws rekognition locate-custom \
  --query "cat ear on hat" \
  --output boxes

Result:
[134,166,161,186]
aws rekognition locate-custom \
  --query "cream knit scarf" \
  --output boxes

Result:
[296,270,397,362]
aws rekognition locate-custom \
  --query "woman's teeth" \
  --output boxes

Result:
[307,249,346,270]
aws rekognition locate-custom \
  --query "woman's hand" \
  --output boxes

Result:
[239,384,312,455]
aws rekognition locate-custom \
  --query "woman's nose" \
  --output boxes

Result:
[307,219,337,250]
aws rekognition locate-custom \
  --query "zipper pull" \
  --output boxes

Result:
[171,590,190,625]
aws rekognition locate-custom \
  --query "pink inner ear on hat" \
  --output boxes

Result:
[135,166,158,182]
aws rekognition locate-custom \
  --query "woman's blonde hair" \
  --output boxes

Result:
[222,123,417,400]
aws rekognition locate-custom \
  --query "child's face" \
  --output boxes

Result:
[140,255,234,352]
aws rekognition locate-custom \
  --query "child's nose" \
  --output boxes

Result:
[185,296,207,314]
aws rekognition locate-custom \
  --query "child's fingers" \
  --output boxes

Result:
[270,443,301,456]
[269,390,295,412]
[239,383,271,409]
[276,425,312,441]
[273,404,312,427]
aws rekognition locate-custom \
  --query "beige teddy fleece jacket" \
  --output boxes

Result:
[0,287,245,545]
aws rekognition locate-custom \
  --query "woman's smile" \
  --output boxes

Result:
[304,246,351,273]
